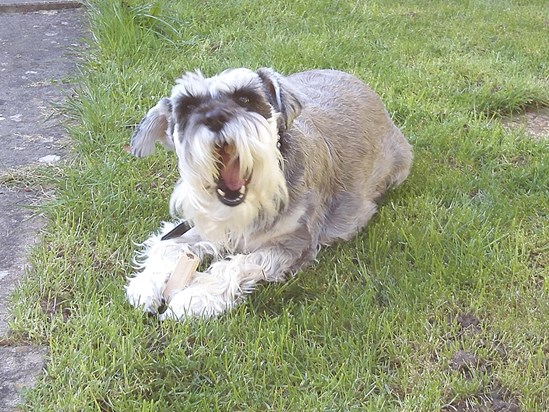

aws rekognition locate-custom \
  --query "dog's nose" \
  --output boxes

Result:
[204,107,231,132]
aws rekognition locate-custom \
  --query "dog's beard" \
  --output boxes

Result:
[170,111,288,248]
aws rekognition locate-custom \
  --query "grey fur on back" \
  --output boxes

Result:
[275,70,412,249]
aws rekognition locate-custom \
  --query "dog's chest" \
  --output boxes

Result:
[238,203,307,251]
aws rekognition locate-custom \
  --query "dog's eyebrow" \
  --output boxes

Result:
[177,93,204,104]
[226,77,260,93]
[229,87,261,99]
[174,94,205,117]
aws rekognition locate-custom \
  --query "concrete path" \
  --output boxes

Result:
[0,1,84,410]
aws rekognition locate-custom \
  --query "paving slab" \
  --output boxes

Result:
[0,1,81,14]
[0,187,45,337]
[0,6,83,170]
[0,3,85,410]
[0,346,50,411]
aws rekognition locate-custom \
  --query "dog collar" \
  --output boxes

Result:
[161,221,191,241]
[277,130,284,149]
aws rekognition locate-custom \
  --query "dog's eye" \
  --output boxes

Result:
[237,96,250,106]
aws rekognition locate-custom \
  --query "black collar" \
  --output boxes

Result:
[161,221,191,241]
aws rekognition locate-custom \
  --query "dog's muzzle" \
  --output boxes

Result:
[215,143,251,207]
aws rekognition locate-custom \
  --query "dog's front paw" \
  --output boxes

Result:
[159,257,264,321]
[125,276,164,313]
[159,282,233,320]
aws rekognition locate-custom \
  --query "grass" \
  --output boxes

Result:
[7,0,548,410]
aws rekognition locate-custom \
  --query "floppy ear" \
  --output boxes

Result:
[130,97,174,157]
[256,68,302,131]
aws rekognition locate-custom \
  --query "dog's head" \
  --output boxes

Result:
[131,68,302,242]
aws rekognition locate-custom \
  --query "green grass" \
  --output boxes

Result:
[7,0,549,410]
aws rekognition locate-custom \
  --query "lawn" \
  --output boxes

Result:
[7,0,548,410]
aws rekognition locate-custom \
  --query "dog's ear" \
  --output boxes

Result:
[130,97,174,157]
[256,68,302,130]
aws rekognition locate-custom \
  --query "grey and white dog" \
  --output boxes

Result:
[126,68,412,320]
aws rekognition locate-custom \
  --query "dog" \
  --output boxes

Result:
[125,68,412,320]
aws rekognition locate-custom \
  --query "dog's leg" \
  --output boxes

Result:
[125,222,216,313]
[160,245,305,320]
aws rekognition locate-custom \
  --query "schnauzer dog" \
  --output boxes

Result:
[126,68,412,320]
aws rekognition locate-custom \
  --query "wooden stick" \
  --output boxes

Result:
[162,252,200,300]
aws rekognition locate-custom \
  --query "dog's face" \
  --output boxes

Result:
[131,68,302,242]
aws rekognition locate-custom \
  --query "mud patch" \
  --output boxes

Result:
[502,107,549,140]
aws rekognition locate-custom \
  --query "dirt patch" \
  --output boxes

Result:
[442,381,520,412]
[40,298,71,323]
[449,350,487,378]
[438,312,522,411]
[502,107,549,140]
[456,312,482,335]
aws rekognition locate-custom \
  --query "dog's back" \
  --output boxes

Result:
[285,70,413,243]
